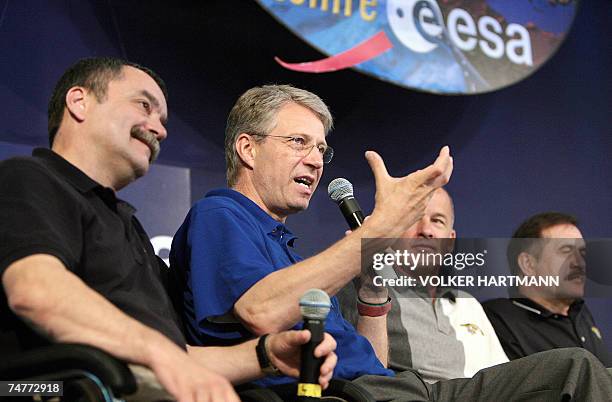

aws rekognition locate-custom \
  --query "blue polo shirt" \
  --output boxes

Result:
[170,188,393,385]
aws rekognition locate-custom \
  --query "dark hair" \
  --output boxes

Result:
[47,57,167,146]
[507,212,579,276]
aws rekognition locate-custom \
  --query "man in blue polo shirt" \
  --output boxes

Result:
[171,84,612,400]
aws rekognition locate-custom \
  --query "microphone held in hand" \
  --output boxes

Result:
[328,178,365,230]
[297,289,331,401]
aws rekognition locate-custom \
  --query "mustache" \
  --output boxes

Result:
[131,127,160,163]
[566,267,586,281]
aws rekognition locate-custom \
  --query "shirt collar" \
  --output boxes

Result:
[512,297,584,318]
[33,148,99,193]
[205,188,297,246]
[32,148,133,212]
[440,288,457,302]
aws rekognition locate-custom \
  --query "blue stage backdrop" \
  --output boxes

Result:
[1,1,610,351]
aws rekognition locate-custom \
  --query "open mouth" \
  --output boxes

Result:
[294,176,314,189]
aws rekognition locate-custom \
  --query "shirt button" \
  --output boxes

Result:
[580,336,586,343]
[553,315,558,319]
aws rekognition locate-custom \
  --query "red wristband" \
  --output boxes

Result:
[357,296,392,317]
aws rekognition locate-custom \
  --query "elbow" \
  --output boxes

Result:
[6,277,52,322]
[233,303,286,336]
[4,266,54,324]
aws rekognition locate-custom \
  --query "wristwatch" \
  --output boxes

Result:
[256,334,282,376]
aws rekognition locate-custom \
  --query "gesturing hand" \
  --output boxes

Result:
[365,146,453,238]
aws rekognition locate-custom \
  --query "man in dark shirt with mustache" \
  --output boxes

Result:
[484,212,612,367]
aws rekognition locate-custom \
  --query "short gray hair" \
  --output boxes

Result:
[224,84,333,187]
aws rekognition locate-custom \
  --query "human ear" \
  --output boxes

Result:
[64,87,88,122]
[235,133,257,169]
[517,252,537,276]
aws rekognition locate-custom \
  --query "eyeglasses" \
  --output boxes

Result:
[249,133,334,164]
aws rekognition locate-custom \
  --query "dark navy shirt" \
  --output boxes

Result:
[483,298,611,367]
[170,188,393,385]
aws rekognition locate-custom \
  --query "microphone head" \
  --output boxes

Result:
[328,178,353,203]
[299,289,331,320]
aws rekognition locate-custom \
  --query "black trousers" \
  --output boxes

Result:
[353,348,612,401]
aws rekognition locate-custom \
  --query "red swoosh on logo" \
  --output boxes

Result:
[275,31,393,73]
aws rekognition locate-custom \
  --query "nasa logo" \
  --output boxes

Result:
[387,0,533,66]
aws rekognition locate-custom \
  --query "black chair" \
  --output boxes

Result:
[0,342,284,402]
[0,343,136,402]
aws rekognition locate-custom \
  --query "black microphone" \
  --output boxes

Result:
[328,178,365,230]
[297,289,331,401]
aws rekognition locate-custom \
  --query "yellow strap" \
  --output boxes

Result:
[297,383,322,397]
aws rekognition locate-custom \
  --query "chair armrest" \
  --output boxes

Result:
[0,343,137,396]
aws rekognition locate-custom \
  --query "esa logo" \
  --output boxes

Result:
[387,0,533,66]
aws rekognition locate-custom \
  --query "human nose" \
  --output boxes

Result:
[417,218,435,239]
[571,248,586,269]
[147,116,167,142]
[302,145,324,169]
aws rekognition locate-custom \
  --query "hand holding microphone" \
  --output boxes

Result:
[263,329,337,389]
[328,178,390,305]
[297,289,332,401]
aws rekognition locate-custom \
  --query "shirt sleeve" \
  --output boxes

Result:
[0,159,83,276]
[483,302,526,360]
[182,205,277,336]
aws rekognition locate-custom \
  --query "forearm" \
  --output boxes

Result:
[235,232,365,334]
[187,339,261,384]
[354,278,389,367]
[189,330,337,388]
[234,216,406,335]
[2,254,172,366]
[356,315,389,367]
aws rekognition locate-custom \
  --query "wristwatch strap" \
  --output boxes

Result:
[256,334,281,376]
